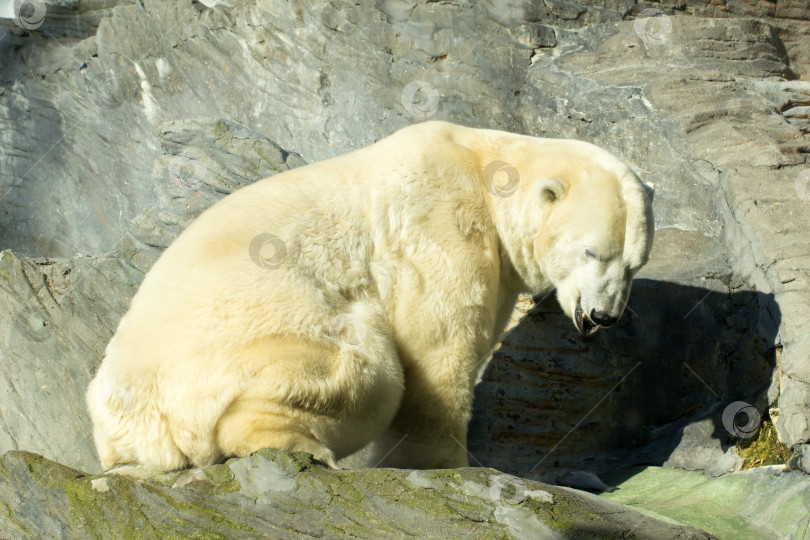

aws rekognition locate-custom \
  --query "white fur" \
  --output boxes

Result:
[86,121,655,473]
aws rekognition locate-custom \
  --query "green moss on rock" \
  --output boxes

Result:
[0,450,717,539]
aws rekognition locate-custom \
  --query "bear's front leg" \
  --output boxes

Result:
[371,236,500,469]
[370,358,477,469]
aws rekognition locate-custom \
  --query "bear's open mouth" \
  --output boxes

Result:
[575,303,600,336]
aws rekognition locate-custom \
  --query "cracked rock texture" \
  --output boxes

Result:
[0,448,718,539]
[0,0,808,536]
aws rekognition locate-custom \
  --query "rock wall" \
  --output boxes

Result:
[0,0,808,488]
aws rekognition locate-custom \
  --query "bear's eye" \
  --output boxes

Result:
[585,248,599,260]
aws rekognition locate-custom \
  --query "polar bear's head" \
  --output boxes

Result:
[486,138,654,336]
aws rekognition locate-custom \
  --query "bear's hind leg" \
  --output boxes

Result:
[212,303,404,467]
[214,403,339,468]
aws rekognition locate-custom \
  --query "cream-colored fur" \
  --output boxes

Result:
[86,121,654,473]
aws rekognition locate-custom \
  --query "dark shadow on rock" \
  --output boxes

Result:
[468,279,780,480]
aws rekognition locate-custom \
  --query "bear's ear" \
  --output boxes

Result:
[534,177,567,204]
[642,182,655,203]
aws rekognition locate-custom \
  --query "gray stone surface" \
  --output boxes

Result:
[0,249,140,474]
[0,448,718,539]
[0,0,808,535]
[601,464,810,539]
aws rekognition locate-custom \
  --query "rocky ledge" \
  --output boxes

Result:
[0,448,717,539]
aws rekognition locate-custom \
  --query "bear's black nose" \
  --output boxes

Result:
[590,310,618,327]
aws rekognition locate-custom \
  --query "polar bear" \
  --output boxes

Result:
[86,121,654,473]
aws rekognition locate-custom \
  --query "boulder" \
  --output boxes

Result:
[0,448,718,539]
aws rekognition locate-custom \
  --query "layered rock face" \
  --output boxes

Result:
[0,0,808,535]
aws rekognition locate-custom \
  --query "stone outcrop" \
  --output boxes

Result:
[0,448,718,539]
